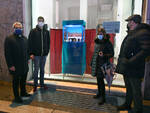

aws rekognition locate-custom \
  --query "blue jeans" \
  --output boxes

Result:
[33,56,47,87]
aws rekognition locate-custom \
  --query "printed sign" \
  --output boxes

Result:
[63,20,85,42]
[103,21,120,33]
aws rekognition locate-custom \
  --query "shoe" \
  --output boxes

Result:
[131,109,143,113]
[98,97,105,105]
[33,86,37,92]
[21,93,32,97]
[135,111,143,113]
[93,94,101,99]
[117,104,131,111]
[134,111,143,113]
[41,85,48,90]
[14,97,23,103]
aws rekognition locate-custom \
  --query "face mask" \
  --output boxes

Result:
[14,29,22,35]
[38,22,44,27]
[97,35,103,40]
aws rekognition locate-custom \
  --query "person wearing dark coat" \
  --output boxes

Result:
[91,27,114,105]
[116,14,150,113]
[28,16,50,92]
[4,22,31,103]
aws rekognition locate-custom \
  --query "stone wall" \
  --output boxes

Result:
[0,0,23,81]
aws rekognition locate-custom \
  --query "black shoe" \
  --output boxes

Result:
[134,111,143,113]
[40,85,48,90]
[33,86,37,92]
[135,111,143,113]
[14,97,23,103]
[130,109,143,113]
[98,98,105,105]
[93,94,101,99]
[21,93,32,97]
[117,104,131,111]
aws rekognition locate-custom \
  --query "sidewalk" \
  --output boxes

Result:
[0,80,150,113]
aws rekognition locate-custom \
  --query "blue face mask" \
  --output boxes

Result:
[14,29,22,35]
[97,35,103,40]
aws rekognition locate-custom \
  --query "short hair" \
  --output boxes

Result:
[12,22,22,28]
[38,16,44,22]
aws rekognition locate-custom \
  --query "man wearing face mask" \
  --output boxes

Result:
[4,22,31,103]
[28,16,50,92]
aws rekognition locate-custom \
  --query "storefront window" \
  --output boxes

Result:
[87,0,118,29]
[31,0,143,84]
[56,0,80,28]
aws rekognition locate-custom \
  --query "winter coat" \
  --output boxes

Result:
[115,33,129,74]
[28,25,50,56]
[116,23,150,78]
[91,37,114,77]
[4,34,29,75]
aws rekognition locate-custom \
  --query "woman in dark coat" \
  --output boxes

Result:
[91,27,114,105]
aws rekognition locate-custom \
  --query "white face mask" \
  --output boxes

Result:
[97,35,103,40]
[38,22,44,27]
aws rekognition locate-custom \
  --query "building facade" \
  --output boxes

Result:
[0,0,149,82]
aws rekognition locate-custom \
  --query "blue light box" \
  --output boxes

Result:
[63,20,85,42]
[62,20,86,75]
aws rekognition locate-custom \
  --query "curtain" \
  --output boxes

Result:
[85,29,96,74]
[50,29,62,73]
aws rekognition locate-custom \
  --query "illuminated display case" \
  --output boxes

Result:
[62,20,86,75]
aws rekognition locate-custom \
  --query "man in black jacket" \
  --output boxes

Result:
[4,22,31,103]
[116,15,150,113]
[28,16,50,92]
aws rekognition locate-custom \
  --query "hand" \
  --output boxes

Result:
[30,54,34,60]
[9,66,15,71]
[99,51,103,56]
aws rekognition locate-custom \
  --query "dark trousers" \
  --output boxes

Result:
[12,73,27,98]
[124,76,143,112]
[96,74,105,98]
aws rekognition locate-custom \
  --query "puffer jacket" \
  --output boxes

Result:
[91,36,114,77]
[116,23,150,78]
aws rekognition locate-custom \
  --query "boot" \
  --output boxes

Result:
[93,94,101,99]
[98,97,105,105]
[117,103,131,111]
[14,97,23,103]
[33,86,37,92]
[21,93,32,97]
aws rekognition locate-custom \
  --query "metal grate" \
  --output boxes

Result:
[32,85,122,113]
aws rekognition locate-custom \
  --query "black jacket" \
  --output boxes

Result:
[91,37,114,76]
[116,23,150,78]
[4,34,29,75]
[28,25,50,56]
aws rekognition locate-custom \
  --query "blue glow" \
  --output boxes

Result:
[62,20,85,42]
